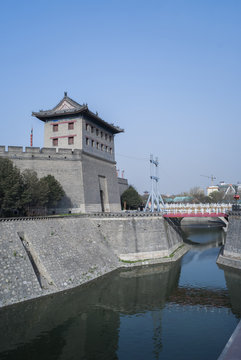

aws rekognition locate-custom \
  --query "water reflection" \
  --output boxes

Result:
[182,225,225,246]
[0,226,241,360]
[220,266,241,318]
[168,287,231,308]
[0,261,181,360]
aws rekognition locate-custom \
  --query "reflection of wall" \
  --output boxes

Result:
[222,266,241,318]
[0,261,181,359]
[96,261,181,314]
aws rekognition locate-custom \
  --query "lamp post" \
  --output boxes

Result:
[233,192,240,211]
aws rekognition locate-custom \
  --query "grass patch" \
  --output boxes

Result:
[119,258,150,264]
[164,244,185,258]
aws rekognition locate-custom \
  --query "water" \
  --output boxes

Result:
[1,225,241,360]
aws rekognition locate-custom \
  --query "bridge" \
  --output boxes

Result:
[162,203,231,218]
[144,154,233,218]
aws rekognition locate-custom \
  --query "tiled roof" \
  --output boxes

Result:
[32,92,124,134]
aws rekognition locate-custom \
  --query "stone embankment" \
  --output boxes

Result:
[217,211,241,269]
[0,214,187,308]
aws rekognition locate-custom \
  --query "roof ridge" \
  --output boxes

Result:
[32,93,124,134]
[52,93,83,111]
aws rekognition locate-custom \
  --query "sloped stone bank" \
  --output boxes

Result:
[0,215,185,308]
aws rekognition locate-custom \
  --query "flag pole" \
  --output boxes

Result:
[30,128,33,147]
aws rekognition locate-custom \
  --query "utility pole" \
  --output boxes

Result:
[144,154,165,212]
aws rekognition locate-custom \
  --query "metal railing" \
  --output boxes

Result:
[162,203,232,215]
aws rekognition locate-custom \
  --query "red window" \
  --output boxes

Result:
[68,137,74,145]
[53,138,58,146]
[68,122,74,130]
[53,124,58,132]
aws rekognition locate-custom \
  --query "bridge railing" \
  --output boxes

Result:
[163,203,232,215]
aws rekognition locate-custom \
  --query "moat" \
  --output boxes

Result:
[1,225,241,360]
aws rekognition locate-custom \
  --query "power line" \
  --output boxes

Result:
[116,152,172,179]
[115,153,149,161]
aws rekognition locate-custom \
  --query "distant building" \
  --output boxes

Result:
[207,182,241,198]
[173,196,193,203]
[163,196,193,203]
[163,197,173,203]
[207,186,219,196]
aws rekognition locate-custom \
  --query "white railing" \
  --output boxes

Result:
[163,203,232,215]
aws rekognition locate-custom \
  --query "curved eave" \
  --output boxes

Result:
[32,106,87,121]
[85,109,124,134]
[32,108,124,134]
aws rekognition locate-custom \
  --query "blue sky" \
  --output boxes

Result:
[0,0,241,194]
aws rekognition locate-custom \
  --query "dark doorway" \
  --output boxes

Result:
[100,190,105,212]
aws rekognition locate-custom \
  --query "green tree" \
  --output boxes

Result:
[209,190,225,203]
[0,158,65,217]
[0,158,23,216]
[21,170,42,210]
[188,187,211,203]
[39,175,65,208]
[121,185,142,210]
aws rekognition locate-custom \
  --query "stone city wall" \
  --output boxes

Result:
[81,152,121,213]
[0,215,185,308]
[117,177,129,196]
[217,213,241,269]
[0,146,121,213]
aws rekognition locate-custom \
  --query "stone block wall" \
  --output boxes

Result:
[0,146,121,213]
[0,222,43,307]
[117,177,129,196]
[0,215,184,308]
[223,215,241,258]
[81,152,121,212]
[0,146,85,212]
[217,214,241,269]
[94,216,183,261]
